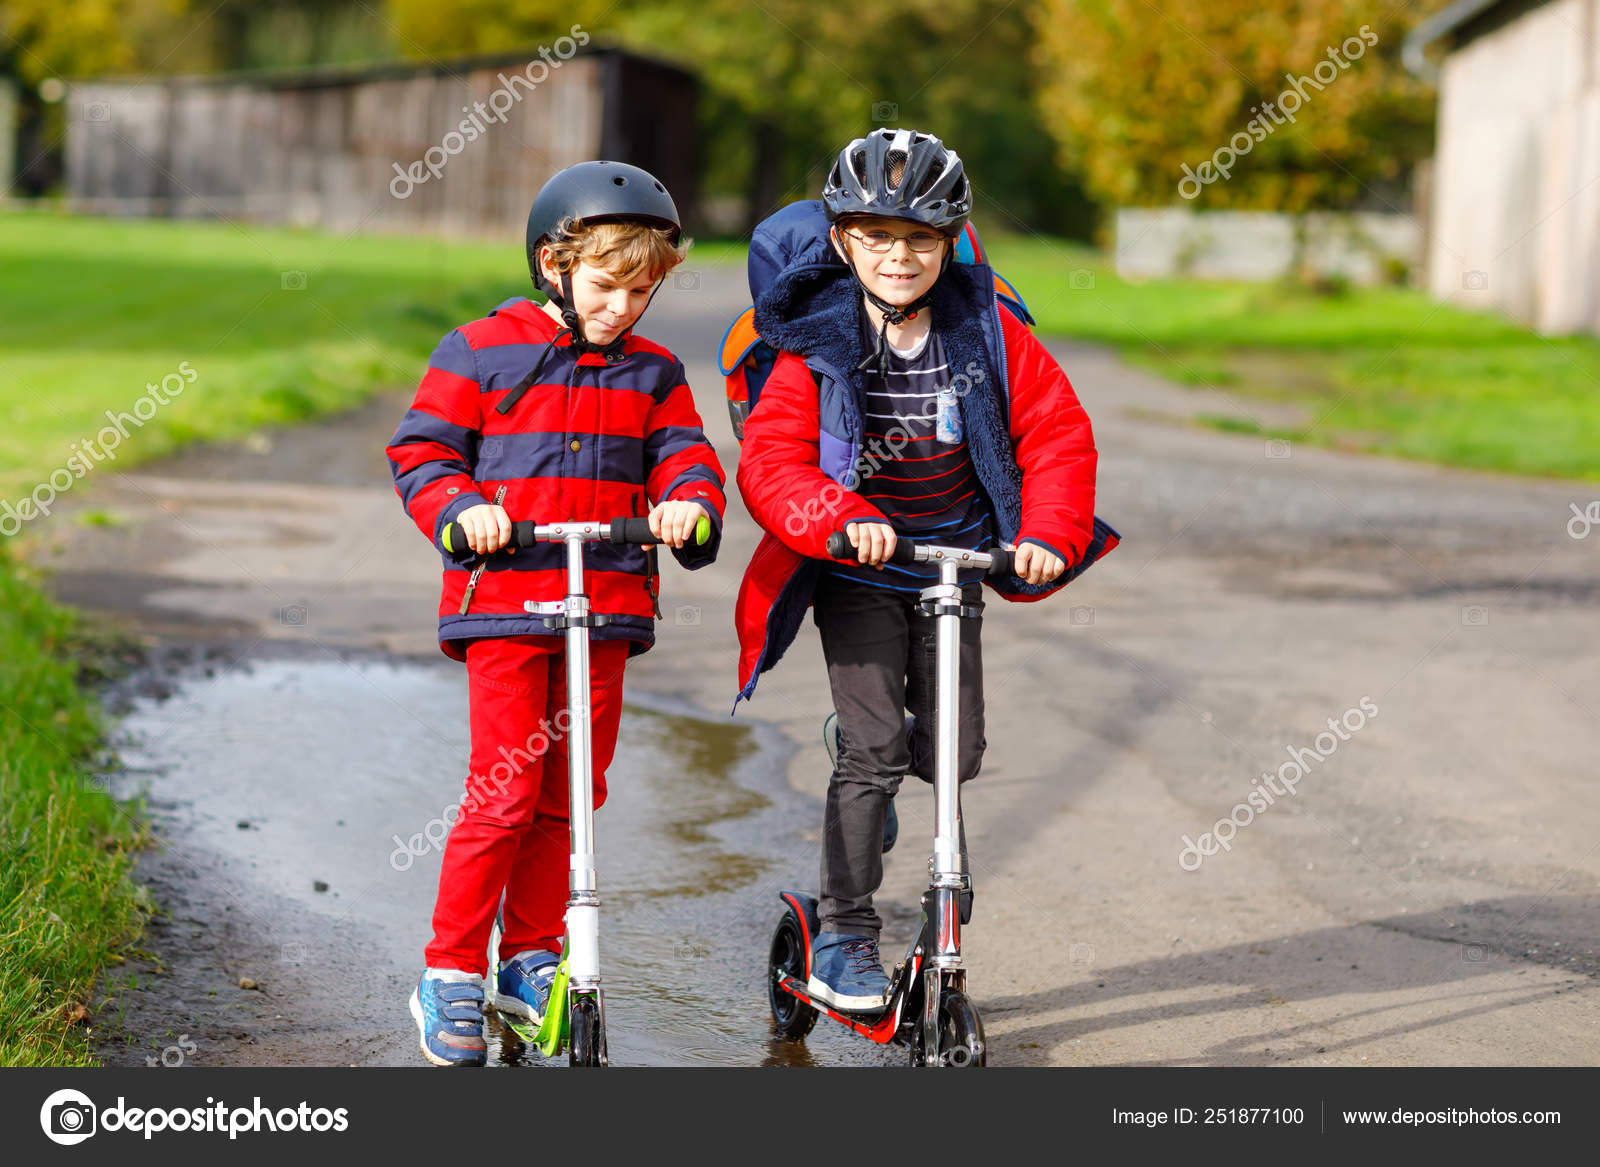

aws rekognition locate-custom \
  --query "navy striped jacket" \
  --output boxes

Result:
[386,296,726,660]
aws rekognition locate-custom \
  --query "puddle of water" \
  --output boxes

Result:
[111,656,901,1067]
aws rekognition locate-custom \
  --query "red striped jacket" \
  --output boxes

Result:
[386,296,727,661]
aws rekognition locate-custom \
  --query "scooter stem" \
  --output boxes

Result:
[932,557,963,884]
[562,533,601,987]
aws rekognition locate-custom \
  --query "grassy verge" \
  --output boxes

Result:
[980,236,1600,481]
[0,550,151,1066]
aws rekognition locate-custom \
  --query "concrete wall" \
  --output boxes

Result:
[1115,207,1418,284]
[1427,0,1600,333]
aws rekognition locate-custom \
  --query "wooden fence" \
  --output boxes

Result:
[63,46,698,239]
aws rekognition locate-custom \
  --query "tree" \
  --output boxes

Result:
[383,0,1096,234]
[1031,0,1450,214]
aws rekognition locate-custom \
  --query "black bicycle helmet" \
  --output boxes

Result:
[822,128,970,237]
[498,161,682,416]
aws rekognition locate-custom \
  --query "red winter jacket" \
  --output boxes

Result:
[387,297,726,661]
[732,259,1116,706]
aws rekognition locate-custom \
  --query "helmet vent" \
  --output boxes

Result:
[612,175,628,186]
[850,148,870,188]
[885,150,908,190]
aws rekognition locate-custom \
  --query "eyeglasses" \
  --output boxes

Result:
[842,227,947,254]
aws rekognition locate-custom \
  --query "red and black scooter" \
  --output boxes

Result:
[766,532,1016,1067]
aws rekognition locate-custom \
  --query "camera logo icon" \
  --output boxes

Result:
[1462,270,1488,291]
[279,604,308,626]
[674,604,702,627]
[673,270,700,291]
[1462,943,1488,963]
[1265,439,1292,459]
[83,101,111,123]
[40,1088,97,1145]
[1069,605,1095,627]
[281,270,308,291]
[1461,605,1489,627]
[871,101,899,122]
[1068,269,1096,290]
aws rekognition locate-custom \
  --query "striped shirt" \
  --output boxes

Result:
[829,312,996,592]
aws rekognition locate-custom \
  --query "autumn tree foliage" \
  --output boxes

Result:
[1031,0,1451,212]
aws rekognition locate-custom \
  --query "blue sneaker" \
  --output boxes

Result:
[824,712,906,854]
[807,932,892,1012]
[409,969,486,1067]
[493,948,561,1027]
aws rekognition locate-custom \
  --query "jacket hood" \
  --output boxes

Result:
[755,246,995,378]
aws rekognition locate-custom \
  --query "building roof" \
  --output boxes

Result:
[1403,0,1543,80]
[67,41,694,90]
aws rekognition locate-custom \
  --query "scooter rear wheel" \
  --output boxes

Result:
[767,912,819,1040]
[569,996,603,1067]
[912,989,986,1067]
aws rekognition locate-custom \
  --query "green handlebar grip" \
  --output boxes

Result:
[695,513,711,546]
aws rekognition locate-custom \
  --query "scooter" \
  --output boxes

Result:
[766,532,1014,1067]
[444,513,709,1067]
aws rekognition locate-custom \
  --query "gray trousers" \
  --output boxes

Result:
[811,571,985,938]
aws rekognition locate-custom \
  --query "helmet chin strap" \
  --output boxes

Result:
[840,230,953,376]
[500,260,662,416]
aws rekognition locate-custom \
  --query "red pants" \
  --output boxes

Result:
[425,635,630,973]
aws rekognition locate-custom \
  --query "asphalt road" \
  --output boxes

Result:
[30,264,1600,1066]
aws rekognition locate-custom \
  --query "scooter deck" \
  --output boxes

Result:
[773,958,920,1044]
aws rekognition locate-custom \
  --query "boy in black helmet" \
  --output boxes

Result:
[387,161,726,1064]
[734,129,1101,1012]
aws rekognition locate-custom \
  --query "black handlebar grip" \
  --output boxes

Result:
[608,516,657,545]
[824,530,920,566]
[985,548,1014,578]
[508,520,539,549]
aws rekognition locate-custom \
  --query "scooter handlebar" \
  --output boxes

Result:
[443,514,710,554]
[825,530,1015,578]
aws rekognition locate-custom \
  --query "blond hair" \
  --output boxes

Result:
[540,218,689,285]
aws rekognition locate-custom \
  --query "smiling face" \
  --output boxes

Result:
[538,250,660,344]
[831,214,950,308]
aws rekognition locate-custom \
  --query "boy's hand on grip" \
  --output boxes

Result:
[845,521,897,570]
[1012,541,1065,585]
[647,500,708,549]
[456,503,511,555]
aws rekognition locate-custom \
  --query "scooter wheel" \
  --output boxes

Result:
[767,912,819,1040]
[912,990,987,1067]
[568,996,603,1067]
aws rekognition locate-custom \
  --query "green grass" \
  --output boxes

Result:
[0,551,150,1066]
[0,210,536,504]
[980,235,1600,481]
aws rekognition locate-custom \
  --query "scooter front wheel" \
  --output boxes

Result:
[767,911,819,1040]
[569,996,603,1067]
[912,989,986,1067]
